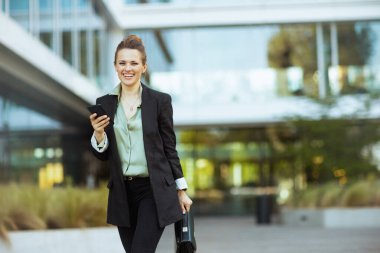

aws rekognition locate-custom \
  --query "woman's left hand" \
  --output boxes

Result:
[177,190,193,213]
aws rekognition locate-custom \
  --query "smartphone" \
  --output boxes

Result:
[87,104,111,121]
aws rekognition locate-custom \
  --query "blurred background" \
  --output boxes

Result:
[1,0,380,233]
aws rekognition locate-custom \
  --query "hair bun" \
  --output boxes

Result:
[126,34,143,45]
[114,34,147,64]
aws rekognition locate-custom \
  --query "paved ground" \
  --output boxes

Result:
[1,217,380,253]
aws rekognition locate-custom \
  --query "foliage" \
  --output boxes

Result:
[0,183,109,242]
[340,179,380,207]
[276,119,380,184]
[268,25,317,73]
[267,23,375,97]
[285,179,380,208]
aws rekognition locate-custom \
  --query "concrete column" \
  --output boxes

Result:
[3,0,10,16]
[33,0,39,38]
[72,0,79,70]
[330,22,339,67]
[28,0,33,34]
[52,0,62,56]
[316,23,327,99]
[329,22,340,95]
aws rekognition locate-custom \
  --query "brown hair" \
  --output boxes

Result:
[113,34,147,65]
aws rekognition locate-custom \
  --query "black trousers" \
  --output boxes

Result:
[117,177,165,253]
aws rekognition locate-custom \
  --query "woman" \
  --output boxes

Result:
[89,35,192,253]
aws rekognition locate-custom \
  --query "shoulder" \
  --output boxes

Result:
[144,84,171,102]
[96,94,116,103]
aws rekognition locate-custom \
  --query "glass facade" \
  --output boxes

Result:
[151,22,380,101]
[1,0,380,216]
[80,30,87,75]
[0,97,60,182]
[7,0,107,89]
[62,31,72,64]
[0,96,92,185]
[146,21,380,214]
[328,22,380,95]
[0,0,106,186]
[176,128,275,215]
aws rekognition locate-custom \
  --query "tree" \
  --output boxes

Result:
[288,119,380,185]
[267,23,375,97]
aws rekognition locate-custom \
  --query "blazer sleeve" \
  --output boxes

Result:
[158,94,184,180]
[90,97,110,161]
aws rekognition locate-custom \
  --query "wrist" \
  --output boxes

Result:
[95,132,105,143]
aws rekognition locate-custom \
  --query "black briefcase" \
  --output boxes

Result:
[175,210,197,253]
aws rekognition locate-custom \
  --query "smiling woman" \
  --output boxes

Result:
[114,36,147,90]
[88,34,193,253]
[113,37,148,118]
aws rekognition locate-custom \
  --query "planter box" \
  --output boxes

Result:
[281,207,380,228]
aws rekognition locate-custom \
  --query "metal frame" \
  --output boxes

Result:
[316,23,327,99]
[101,0,380,30]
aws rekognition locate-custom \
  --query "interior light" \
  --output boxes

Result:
[34,148,44,159]
[46,148,55,158]
[55,148,63,158]
[195,159,208,168]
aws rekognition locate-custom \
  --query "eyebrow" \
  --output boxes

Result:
[118,60,138,63]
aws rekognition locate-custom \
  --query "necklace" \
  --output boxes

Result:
[122,95,140,112]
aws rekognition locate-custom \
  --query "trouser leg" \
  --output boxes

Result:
[117,179,165,253]
[117,225,135,253]
[130,195,165,253]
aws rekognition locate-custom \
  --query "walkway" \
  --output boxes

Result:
[1,217,379,253]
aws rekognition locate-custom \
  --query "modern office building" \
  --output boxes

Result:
[1,0,380,215]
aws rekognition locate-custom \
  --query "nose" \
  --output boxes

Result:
[124,64,132,71]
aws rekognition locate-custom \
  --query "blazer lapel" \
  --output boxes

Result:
[141,84,151,127]
[102,95,118,123]
[141,84,155,158]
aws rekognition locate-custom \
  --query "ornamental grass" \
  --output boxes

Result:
[287,179,380,208]
[0,183,108,243]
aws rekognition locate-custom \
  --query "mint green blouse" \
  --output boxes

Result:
[113,86,149,177]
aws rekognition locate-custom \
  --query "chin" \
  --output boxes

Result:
[122,81,138,86]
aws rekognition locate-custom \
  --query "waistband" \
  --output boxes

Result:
[123,175,150,181]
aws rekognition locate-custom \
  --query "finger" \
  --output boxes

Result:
[97,119,110,127]
[94,123,109,132]
[181,204,186,214]
[89,113,97,120]
[97,123,109,131]
[94,115,109,124]
[93,118,110,129]
[91,115,107,125]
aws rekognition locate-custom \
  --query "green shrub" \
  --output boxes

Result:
[286,179,380,208]
[339,181,374,207]
[318,183,344,207]
[0,183,108,238]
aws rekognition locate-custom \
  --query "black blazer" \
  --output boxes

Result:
[91,84,183,228]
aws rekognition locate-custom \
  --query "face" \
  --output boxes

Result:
[114,48,147,88]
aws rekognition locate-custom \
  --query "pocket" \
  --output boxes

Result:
[164,175,175,186]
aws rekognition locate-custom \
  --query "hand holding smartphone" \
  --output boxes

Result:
[87,104,112,122]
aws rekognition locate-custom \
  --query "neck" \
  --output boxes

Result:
[121,82,141,98]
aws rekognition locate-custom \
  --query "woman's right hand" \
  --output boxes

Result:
[89,113,110,143]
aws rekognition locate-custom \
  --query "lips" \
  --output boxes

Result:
[123,73,134,78]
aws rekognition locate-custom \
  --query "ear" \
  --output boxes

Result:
[143,63,147,74]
